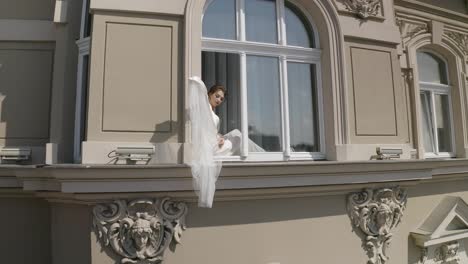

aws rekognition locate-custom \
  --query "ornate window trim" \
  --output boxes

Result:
[184,0,348,163]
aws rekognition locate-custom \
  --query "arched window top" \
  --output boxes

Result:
[202,0,236,40]
[202,0,316,48]
[285,2,314,48]
[416,51,448,85]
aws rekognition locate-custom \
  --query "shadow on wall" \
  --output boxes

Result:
[186,195,346,228]
[408,236,422,264]
[408,180,468,198]
[150,120,180,143]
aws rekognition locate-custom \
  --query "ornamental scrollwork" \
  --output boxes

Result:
[347,187,407,264]
[435,242,460,264]
[395,18,429,49]
[342,0,381,19]
[445,31,468,56]
[93,198,188,264]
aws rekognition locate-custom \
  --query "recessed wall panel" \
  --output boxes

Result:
[0,0,55,20]
[351,47,397,136]
[102,23,173,132]
[0,49,53,140]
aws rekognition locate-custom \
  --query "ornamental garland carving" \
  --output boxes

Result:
[93,198,188,264]
[341,0,381,19]
[347,187,407,264]
[445,31,468,56]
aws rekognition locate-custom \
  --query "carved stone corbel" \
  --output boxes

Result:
[93,198,188,264]
[347,187,407,264]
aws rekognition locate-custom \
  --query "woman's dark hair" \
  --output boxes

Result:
[208,84,226,96]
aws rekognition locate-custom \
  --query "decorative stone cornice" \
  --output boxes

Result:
[347,187,407,264]
[341,0,382,19]
[93,198,187,264]
[445,31,468,56]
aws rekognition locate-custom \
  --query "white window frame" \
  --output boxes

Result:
[417,51,456,159]
[73,0,91,163]
[202,0,325,161]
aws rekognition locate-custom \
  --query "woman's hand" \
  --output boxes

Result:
[217,137,225,147]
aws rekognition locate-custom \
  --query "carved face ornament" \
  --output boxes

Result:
[131,218,153,250]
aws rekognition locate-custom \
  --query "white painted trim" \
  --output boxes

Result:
[0,19,55,41]
[417,49,457,158]
[280,56,290,158]
[202,0,324,161]
[202,38,321,61]
[240,52,249,158]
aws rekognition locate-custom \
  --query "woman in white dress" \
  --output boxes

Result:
[207,84,235,156]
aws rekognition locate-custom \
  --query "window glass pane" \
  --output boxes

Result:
[247,55,281,151]
[417,51,448,84]
[420,91,435,153]
[285,2,313,48]
[287,62,318,152]
[83,0,92,37]
[245,0,278,44]
[203,0,236,40]
[202,51,242,155]
[435,94,452,152]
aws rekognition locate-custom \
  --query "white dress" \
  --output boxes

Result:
[212,110,234,156]
[211,110,264,156]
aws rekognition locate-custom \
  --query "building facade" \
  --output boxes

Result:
[1,0,468,263]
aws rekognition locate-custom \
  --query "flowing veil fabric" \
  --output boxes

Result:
[188,77,222,208]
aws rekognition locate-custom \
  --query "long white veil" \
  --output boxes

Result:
[187,77,222,208]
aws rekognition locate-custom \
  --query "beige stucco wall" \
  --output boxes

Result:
[51,203,92,264]
[0,197,51,263]
[87,178,468,264]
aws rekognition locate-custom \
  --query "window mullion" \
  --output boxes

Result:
[238,0,246,41]
[277,0,286,46]
[240,52,249,158]
[430,91,439,154]
[280,56,290,158]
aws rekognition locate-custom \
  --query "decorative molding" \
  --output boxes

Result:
[93,198,187,264]
[445,31,468,56]
[402,68,414,82]
[347,187,407,264]
[411,196,468,264]
[341,0,382,19]
[395,17,429,49]
[434,242,460,264]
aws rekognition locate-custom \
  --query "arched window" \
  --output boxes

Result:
[417,51,454,157]
[202,0,323,161]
